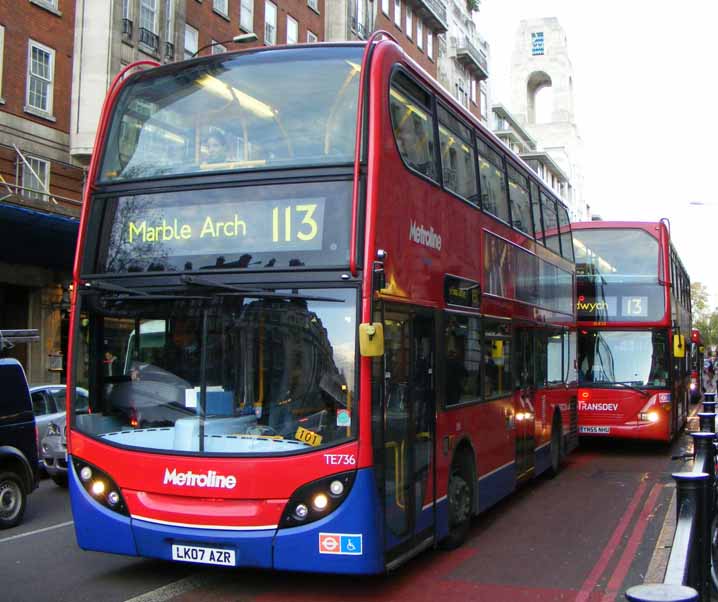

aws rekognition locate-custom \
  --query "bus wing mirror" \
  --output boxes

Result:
[673,334,686,358]
[359,323,384,357]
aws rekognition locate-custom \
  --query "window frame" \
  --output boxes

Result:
[405,4,412,39]
[436,101,477,205]
[427,31,433,61]
[25,39,55,117]
[213,0,229,18]
[307,0,319,13]
[307,30,318,43]
[264,0,277,45]
[382,0,389,16]
[22,154,50,201]
[286,15,298,45]
[482,317,513,401]
[164,0,174,43]
[184,24,198,59]
[139,0,159,34]
[239,0,254,32]
[389,67,440,186]
[443,310,483,408]
[394,0,401,28]
[0,25,4,101]
[416,19,423,50]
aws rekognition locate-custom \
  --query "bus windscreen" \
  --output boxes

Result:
[99,46,363,182]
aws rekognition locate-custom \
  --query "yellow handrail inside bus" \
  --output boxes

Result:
[385,440,405,509]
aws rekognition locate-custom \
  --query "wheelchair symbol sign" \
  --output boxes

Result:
[319,533,363,555]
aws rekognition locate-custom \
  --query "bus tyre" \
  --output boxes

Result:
[0,471,26,529]
[441,462,472,550]
[546,416,563,478]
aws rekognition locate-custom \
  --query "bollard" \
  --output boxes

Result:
[670,472,710,600]
[697,412,716,434]
[702,398,717,413]
[625,583,698,601]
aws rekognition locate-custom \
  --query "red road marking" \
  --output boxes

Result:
[575,480,649,602]
[599,483,663,602]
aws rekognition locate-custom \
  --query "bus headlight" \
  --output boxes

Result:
[72,458,129,516]
[279,471,356,529]
[639,411,660,423]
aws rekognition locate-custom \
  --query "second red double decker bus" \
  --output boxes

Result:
[65,36,577,574]
[573,221,692,441]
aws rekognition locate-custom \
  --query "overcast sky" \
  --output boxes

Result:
[478,1,718,308]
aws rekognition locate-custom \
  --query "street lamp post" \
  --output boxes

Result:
[191,32,258,58]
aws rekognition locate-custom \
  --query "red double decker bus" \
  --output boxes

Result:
[66,36,577,574]
[573,221,692,441]
[690,328,705,404]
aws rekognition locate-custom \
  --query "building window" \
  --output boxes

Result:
[184,24,198,59]
[470,78,476,103]
[307,30,318,43]
[353,0,366,39]
[0,26,4,100]
[164,0,174,43]
[240,0,253,32]
[213,0,228,17]
[382,0,389,15]
[287,15,298,44]
[405,5,412,38]
[140,0,158,33]
[416,20,423,50]
[22,156,50,201]
[122,0,131,20]
[394,0,401,28]
[264,1,277,45]
[211,40,226,54]
[26,41,54,115]
[307,0,319,13]
[427,31,433,60]
[480,83,487,120]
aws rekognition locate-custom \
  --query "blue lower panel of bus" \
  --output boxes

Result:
[69,461,384,574]
[534,443,551,476]
[477,462,516,513]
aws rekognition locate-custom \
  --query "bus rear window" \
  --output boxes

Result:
[100,46,363,182]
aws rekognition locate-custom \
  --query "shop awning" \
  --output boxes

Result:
[0,203,78,271]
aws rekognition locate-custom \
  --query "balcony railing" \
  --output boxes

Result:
[350,17,367,40]
[164,41,174,60]
[122,18,133,38]
[407,0,448,33]
[139,27,159,52]
[453,35,489,80]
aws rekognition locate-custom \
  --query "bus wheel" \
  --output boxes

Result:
[0,472,26,529]
[546,415,563,478]
[441,462,472,550]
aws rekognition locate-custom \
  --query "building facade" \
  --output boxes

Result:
[437,0,488,123]
[0,0,84,383]
[506,17,587,221]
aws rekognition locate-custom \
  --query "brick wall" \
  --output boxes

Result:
[0,0,75,134]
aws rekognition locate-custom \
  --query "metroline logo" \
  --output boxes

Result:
[163,468,237,489]
[409,221,442,251]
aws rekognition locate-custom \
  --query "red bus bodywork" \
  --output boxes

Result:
[573,221,691,441]
[66,38,577,574]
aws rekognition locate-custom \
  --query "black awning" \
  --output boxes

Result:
[0,203,78,270]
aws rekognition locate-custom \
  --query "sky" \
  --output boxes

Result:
[477,1,718,308]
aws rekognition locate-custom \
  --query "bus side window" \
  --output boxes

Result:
[389,72,438,181]
[444,314,481,405]
[477,140,509,223]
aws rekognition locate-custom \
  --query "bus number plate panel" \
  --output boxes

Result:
[579,426,610,434]
[171,544,236,566]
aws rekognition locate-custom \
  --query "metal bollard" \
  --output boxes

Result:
[669,472,710,600]
[697,412,716,434]
[702,398,717,413]
[625,583,698,601]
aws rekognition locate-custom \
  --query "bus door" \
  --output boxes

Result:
[514,326,535,479]
[382,308,435,562]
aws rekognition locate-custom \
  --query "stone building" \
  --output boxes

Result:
[507,17,587,221]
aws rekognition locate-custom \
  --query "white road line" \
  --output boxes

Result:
[0,520,74,544]
[124,574,217,602]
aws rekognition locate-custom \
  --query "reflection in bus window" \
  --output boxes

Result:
[507,165,532,236]
[100,46,363,181]
[389,77,437,181]
[444,314,480,405]
[437,105,476,202]
[482,320,511,398]
[477,140,509,223]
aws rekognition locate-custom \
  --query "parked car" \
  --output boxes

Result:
[40,415,68,487]
[0,358,39,528]
[30,384,88,442]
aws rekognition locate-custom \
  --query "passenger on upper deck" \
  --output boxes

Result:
[203,131,231,164]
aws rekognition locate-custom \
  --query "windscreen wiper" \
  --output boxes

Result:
[592,380,650,398]
[180,275,344,303]
[84,280,208,301]
[83,279,151,296]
